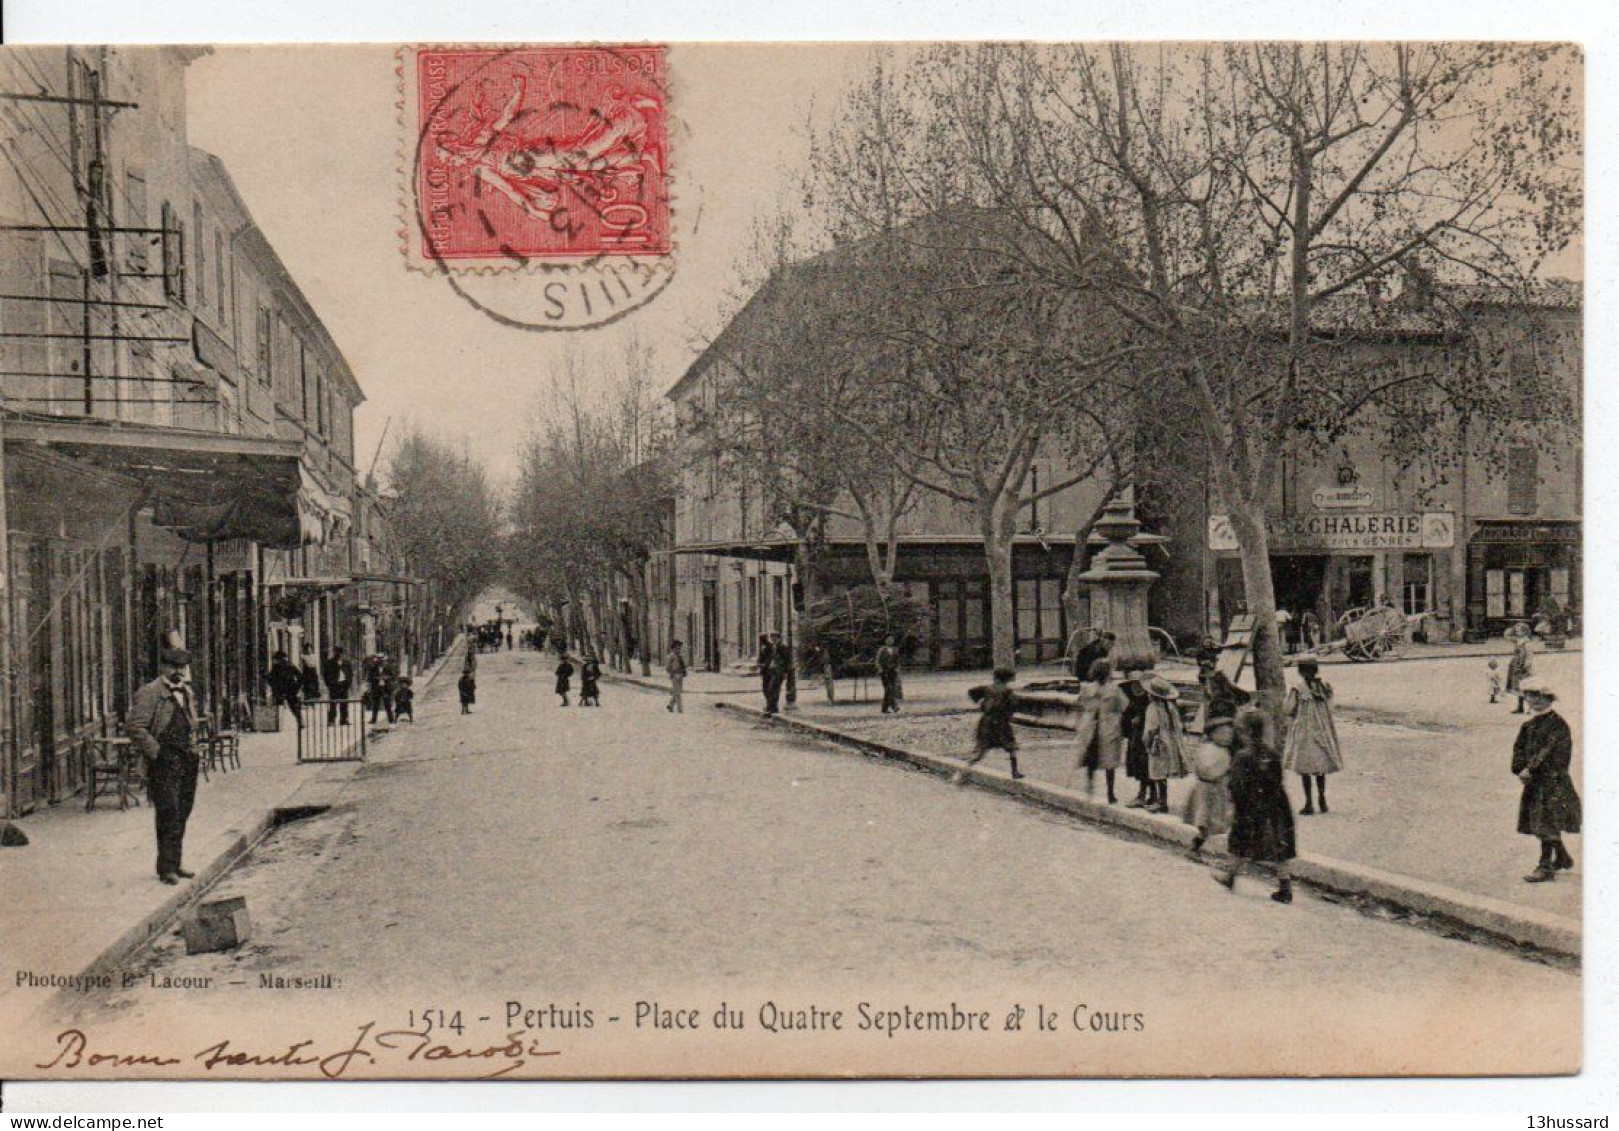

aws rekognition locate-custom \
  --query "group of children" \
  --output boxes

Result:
[552,653,602,707]
[963,652,1345,903]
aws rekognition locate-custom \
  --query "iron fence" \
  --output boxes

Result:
[295,698,368,763]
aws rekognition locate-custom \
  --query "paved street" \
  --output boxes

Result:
[55,645,1578,1078]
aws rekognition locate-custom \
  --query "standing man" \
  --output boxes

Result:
[757,634,776,715]
[764,632,788,715]
[666,638,688,714]
[876,634,902,714]
[265,650,304,730]
[322,646,354,726]
[126,648,200,885]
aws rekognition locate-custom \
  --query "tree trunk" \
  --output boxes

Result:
[1230,500,1286,720]
[981,494,1019,671]
[629,568,653,676]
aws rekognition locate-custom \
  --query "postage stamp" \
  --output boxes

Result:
[399,44,675,332]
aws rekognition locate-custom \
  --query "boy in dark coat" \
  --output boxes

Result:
[1215,707,1297,903]
[393,675,415,722]
[457,668,476,714]
[580,655,602,707]
[555,656,575,707]
[1514,680,1581,882]
[959,667,1025,782]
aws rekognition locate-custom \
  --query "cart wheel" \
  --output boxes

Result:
[1344,640,1372,662]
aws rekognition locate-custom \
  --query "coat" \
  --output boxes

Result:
[322,655,353,697]
[665,650,688,678]
[1227,741,1296,864]
[555,661,574,693]
[1512,709,1581,838]
[267,659,301,699]
[126,675,196,762]
[1282,679,1343,775]
[1182,740,1233,836]
[1143,697,1188,780]
[1120,684,1150,781]
[1072,679,1125,771]
[299,661,322,699]
[458,672,476,705]
[969,683,1019,752]
[1506,640,1534,694]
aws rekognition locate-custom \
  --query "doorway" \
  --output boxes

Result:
[934,578,989,669]
[700,581,720,671]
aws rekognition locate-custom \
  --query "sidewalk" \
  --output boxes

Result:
[607,647,1584,959]
[0,639,464,1019]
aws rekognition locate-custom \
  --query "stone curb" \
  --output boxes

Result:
[712,700,1582,962]
[31,643,475,1016]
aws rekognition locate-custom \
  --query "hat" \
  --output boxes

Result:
[159,647,191,667]
[1204,714,1235,731]
[1120,669,1147,684]
[1144,674,1179,700]
[1519,678,1556,700]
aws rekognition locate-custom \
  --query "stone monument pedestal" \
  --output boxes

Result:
[1078,497,1160,672]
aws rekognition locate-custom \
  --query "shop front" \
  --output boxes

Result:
[1209,510,1457,647]
[1466,520,1580,637]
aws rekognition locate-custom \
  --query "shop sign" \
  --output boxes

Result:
[1470,522,1581,545]
[1208,511,1455,552]
[1311,486,1375,509]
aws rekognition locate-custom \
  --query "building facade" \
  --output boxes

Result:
[0,47,421,821]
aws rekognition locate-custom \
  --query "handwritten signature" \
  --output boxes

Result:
[37,1023,562,1079]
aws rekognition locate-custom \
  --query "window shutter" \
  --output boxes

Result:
[1507,447,1538,515]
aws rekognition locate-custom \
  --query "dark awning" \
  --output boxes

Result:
[2,415,307,549]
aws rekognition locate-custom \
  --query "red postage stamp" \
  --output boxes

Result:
[405,45,672,268]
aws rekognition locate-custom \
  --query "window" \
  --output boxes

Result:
[1485,569,1506,619]
[214,232,226,323]
[1507,447,1538,515]
[193,202,207,308]
[256,307,272,385]
[1509,342,1540,418]
[160,201,184,303]
[1402,553,1433,615]
[1549,567,1570,610]
[123,169,148,270]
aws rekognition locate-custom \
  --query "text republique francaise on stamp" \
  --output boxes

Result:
[400,45,674,330]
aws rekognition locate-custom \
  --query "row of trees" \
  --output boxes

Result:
[691,42,1578,709]
[384,428,505,648]
[504,343,676,675]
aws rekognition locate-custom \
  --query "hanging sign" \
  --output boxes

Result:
[1311,486,1375,509]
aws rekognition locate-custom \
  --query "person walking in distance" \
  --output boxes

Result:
[1505,621,1535,713]
[1513,679,1581,882]
[458,665,477,714]
[555,654,575,707]
[126,648,201,885]
[322,646,354,726]
[580,653,602,707]
[1120,670,1152,808]
[1216,708,1297,904]
[265,650,303,730]
[1283,655,1342,815]
[299,646,321,706]
[665,639,688,714]
[876,634,902,715]
[757,634,777,715]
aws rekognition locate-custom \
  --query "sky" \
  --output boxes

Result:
[186,44,876,487]
[186,44,1582,492]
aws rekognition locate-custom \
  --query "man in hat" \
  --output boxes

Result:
[126,648,201,885]
[1512,679,1581,882]
[876,634,902,715]
[265,649,304,730]
[322,646,354,726]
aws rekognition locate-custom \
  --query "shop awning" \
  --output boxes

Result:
[1,415,306,550]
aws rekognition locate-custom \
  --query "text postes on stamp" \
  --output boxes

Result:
[411,45,671,265]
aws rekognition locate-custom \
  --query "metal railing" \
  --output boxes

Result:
[294,698,368,763]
